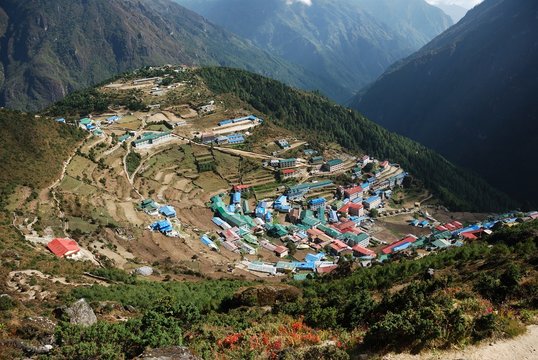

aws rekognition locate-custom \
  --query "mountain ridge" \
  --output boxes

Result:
[175,0,452,102]
[352,0,538,207]
[0,0,345,111]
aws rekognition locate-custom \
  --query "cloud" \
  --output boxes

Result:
[285,0,313,6]
[425,0,483,10]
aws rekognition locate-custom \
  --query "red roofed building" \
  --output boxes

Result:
[274,245,289,258]
[380,160,389,168]
[352,244,377,258]
[338,202,364,217]
[329,240,352,256]
[280,169,297,179]
[316,264,338,274]
[307,228,333,243]
[381,235,418,255]
[445,223,456,231]
[233,184,251,191]
[47,238,80,258]
[460,229,483,240]
[334,220,356,232]
[461,232,477,240]
[222,229,240,242]
[343,186,363,201]
[451,221,463,228]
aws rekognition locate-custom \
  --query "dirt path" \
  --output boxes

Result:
[382,325,538,360]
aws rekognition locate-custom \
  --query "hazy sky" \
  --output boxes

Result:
[426,0,483,10]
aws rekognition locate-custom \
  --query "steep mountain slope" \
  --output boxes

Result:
[432,2,468,22]
[197,67,515,211]
[175,0,452,102]
[0,109,84,208]
[0,0,343,111]
[352,0,538,207]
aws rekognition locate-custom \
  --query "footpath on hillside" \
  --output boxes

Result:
[383,325,538,360]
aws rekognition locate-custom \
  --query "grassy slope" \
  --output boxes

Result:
[0,109,84,208]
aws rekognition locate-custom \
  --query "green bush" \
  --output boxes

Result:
[0,295,15,311]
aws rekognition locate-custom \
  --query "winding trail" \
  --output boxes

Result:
[382,325,538,360]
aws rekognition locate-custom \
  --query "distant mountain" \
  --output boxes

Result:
[433,3,468,22]
[352,0,538,207]
[0,0,342,111]
[175,0,452,102]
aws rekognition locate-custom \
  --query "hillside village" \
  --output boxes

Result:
[12,66,537,283]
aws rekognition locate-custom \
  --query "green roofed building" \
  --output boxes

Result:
[243,233,259,245]
[301,216,321,229]
[318,224,342,239]
[310,156,324,165]
[279,158,296,168]
[269,224,288,237]
[342,232,369,247]
[133,132,172,148]
[323,159,345,172]
[287,180,333,200]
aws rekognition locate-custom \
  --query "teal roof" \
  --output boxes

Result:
[301,216,321,228]
[118,134,131,142]
[326,159,343,166]
[318,224,342,238]
[133,131,171,145]
[80,118,92,125]
[432,239,451,249]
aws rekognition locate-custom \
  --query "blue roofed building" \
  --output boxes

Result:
[107,115,120,123]
[309,197,326,211]
[227,133,245,144]
[305,252,325,263]
[232,192,242,204]
[151,219,173,234]
[159,205,176,218]
[363,196,381,210]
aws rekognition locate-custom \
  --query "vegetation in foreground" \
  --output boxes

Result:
[23,220,535,359]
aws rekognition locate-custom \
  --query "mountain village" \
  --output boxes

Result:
[11,67,532,283]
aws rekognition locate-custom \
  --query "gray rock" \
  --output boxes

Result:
[136,346,200,360]
[135,266,154,276]
[64,299,97,326]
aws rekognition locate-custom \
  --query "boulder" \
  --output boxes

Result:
[135,266,154,276]
[136,346,200,360]
[58,299,97,326]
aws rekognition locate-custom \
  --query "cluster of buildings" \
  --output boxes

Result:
[68,115,123,137]
[138,199,179,237]
[379,210,538,261]
[200,115,263,145]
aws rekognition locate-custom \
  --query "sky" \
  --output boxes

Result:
[425,0,483,10]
